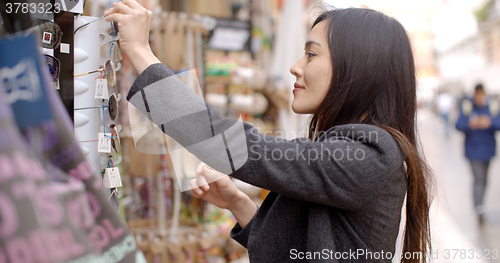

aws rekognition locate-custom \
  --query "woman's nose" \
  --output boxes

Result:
[290,59,303,78]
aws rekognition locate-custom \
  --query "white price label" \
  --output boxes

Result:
[95,79,109,99]
[42,32,52,44]
[97,133,112,153]
[104,167,122,188]
[60,43,70,54]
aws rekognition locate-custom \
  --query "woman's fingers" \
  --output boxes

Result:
[189,179,204,196]
[201,166,225,183]
[104,13,123,23]
[195,162,227,189]
[196,173,209,191]
[111,2,133,14]
[188,189,197,198]
[122,0,145,10]
[195,163,211,191]
[104,3,131,20]
[196,162,206,175]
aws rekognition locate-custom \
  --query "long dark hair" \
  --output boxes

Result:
[309,8,433,263]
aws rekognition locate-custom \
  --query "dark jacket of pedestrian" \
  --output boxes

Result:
[456,98,500,161]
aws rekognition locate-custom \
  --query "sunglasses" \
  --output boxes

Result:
[74,92,120,121]
[109,40,122,66]
[74,17,122,68]
[43,54,60,82]
[110,124,121,153]
[74,16,119,35]
[74,59,117,87]
[31,19,63,49]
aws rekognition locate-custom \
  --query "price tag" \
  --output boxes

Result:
[97,133,112,153]
[42,32,52,44]
[103,167,122,188]
[60,43,70,54]
[95,79,108,99]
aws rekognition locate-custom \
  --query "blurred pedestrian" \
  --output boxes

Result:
[436,90,455,137]
[456,84,500,224]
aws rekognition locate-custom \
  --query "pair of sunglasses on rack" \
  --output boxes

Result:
[74,16,119,35]
[74,59,117,87]
[109,124,121,153]
[30,19,63,49]
[97,124,121,154]
[75,16,122,66]
[32,17,119,48]
[33,18,121,85]
[75,93,119,120]
[43,54,59,82]
[44,56,116,86]
[78,123,121,154]
[30,20,62,84]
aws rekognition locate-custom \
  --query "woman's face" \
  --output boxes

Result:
[290,21,333,114]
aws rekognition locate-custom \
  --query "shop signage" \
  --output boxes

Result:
[207,18,251,51]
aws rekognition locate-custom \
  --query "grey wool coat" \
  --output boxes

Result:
[127,63,407,262]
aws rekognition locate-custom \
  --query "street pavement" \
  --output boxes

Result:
[419,109,500,263]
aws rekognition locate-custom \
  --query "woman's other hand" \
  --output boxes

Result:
[104,0,160,74]
[189,163,243,209]
[189,163,257,228]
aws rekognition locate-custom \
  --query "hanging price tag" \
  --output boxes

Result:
[97,133,112,153]
[103,167,122,188]
[95,78,109,99]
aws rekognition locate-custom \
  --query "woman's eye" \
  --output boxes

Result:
[305,52,316,58]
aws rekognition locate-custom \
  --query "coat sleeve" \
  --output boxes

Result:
[490,105,500,131]
[127,63,405,210]
[230,206,258,248]
[456,103,472,133]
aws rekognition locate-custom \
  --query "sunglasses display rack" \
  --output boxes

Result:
[74,16,102,175]
[20,6,124,204]
[73,15,123,206]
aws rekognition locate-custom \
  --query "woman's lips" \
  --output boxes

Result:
[293,82,305,93]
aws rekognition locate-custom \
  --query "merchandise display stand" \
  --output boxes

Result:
[73,15,101,171]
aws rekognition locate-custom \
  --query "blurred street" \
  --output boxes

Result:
[419,109,500,262]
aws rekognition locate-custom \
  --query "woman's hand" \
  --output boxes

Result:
[189,163,243,210]
[104,0,151,54]
[104,0,160,74]
[189,163,257,228]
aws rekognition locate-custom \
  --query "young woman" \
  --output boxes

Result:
[105,2,432,262]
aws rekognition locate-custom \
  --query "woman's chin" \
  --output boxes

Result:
[291,103,312,114]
